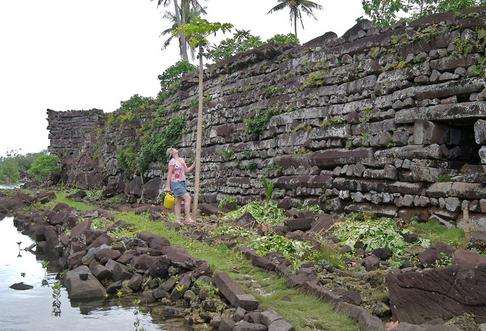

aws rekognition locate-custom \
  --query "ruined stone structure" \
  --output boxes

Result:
[48,9,486,231]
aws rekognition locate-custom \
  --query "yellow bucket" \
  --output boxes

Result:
[164,192,175,209]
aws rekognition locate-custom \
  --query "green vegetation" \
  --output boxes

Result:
[49,192,357,330]
[218,196,238,210]
[158,60,197,95]
[362,0,482,27]
[28,153,61,182]
[250,235,344,270]
[321,117,345,127]
[261,178,274,201]
[409,219,465,247]
[0,151,52,184]
[303,70,328,88]
[117,146,138,176]
[224,200,286,226]
[138,115,186,173]
[333,213,429,257]
[244,108,277,136]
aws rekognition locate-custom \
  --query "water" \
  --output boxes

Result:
[0,183,23,190]
[0,217,190,331]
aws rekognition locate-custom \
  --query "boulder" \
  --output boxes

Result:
[453,249,486,268]
[372,248,393,261]
[105,259,132,281]
[363,255,380,271]
[89,261,112,281]
[161,246,195,269]
[418,243,454,267]
[94,247,121,264]
[137,232,170,250]
[234,320,267,331]
[10,282,33,290]
[214,272,258,311]
[146,257,170,278]
[284,215,315,232]
[309,214,335,233]
[127,274,143,291]
[70,220,92,238]
[64,265,107,300]
[132,254,159,270]
[386,266,486,324]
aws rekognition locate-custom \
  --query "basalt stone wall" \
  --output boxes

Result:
[48,8,486,230]
[47,109,105,159]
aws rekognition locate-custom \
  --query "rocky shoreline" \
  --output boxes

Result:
[1,189,294,331]
[3,187,486,331]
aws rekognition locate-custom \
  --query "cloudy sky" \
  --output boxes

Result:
[0,0,364,156]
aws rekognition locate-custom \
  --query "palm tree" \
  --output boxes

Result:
[161,6,205,60]
[152,0,206,61]
[267,0,323,38]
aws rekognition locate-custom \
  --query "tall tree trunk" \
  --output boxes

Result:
[193,45,204,219]
[173,0,188,61]
[180,0,189,61]
[294,10,298,38]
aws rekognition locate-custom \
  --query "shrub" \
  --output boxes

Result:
[245,108,277,136]
[208,31,299,63]
[0,158,20,184]
[267,33,299,46]
[207,30,264,62]
[261,178,274,201]
[333,213,409,256]
[158,60,196,95]
[224,201,285,226]
[138,115,186,173]
[117,146,138,176]
[28,153,61,182]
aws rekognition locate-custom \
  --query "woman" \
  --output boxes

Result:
[164,148,195,225]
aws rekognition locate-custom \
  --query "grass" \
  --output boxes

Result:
[409,220,465,247]
[51,191,358,331]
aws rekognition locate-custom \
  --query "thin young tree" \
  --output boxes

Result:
[267,0,323,38]
[173,17,233,219]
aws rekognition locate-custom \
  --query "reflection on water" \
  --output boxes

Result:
[0,183,23,190]
[0,217,188,331]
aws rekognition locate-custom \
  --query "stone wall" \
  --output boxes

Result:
[47,109,104,159]
[48,8,486,230]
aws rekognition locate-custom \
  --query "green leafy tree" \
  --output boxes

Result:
[207,30,264,62]
[0,158,20,184]
[157,60,196,94]
[173,17,233,218]
[362,0,483,27]
[267,0,323,38]
[361,0,404,27]
[207,31,300,63]
[28,153,61,182]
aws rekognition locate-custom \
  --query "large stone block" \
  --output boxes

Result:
[214,271,258,311]
[387,266,486,324]
[413,120,448,145]
[475,120,486,144]
[64,265,107,300]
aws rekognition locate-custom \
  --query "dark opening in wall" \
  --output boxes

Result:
[443,119,481,167]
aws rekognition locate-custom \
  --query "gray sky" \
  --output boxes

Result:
[0,0,364,156]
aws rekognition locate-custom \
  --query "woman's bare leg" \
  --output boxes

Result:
[183,193,193,223]
[174,197,182,222]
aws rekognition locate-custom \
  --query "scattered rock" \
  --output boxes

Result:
[9,282,33,290]
[363,255,380,271]
[64,265,107,300]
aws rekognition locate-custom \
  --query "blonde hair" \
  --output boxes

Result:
[166,147,176,157]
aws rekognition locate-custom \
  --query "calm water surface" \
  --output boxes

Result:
[0,217,189,331]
